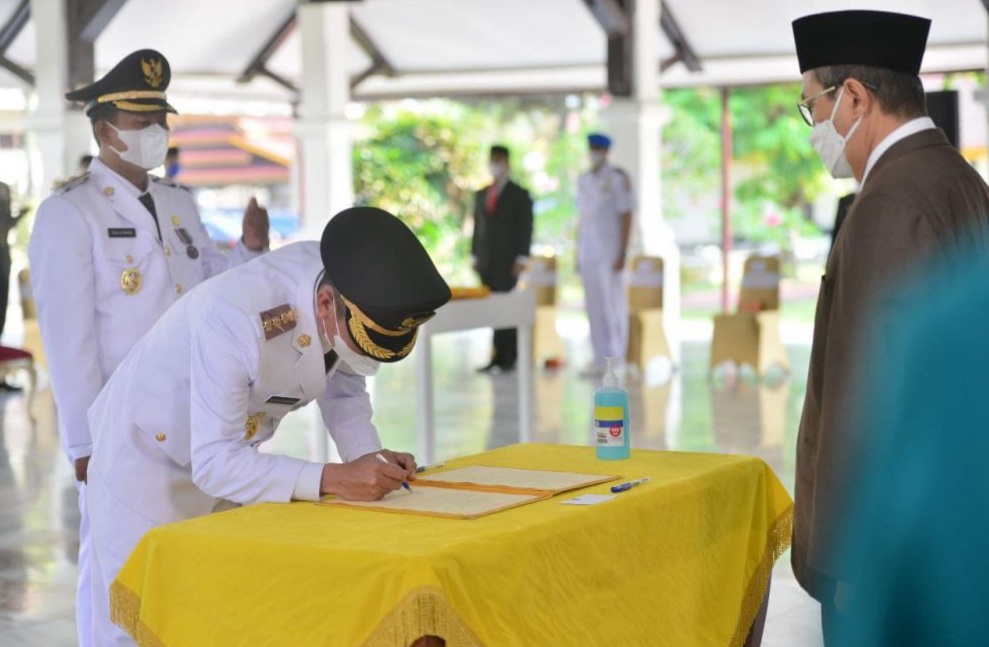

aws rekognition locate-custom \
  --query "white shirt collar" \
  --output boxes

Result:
[861,117,936,185]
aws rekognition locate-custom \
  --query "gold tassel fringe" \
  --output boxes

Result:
[360,586,484,647]
[110,581,167,647]
[729,504,794,647]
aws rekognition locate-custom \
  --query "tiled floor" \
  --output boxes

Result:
[0,318,822,646]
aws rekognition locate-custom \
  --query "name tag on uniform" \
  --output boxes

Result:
[266,395,301,406]
[108,228,136,238]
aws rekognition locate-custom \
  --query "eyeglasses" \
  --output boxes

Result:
[797,86,836,126]
[797,82,880,126]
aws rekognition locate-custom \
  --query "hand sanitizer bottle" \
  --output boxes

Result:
[594,357,630,460]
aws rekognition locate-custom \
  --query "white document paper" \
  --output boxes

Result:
[560,494,617,506]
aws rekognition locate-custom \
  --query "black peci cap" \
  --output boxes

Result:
[320,207,451,362]
[792,11,931,75]
[65,49,177,115]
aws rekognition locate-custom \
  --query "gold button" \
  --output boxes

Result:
[125,254,134,264]
[175,284,183,294]
[103,186,114,197]
[171,215,181,226]
[164,246,172,256]
[155,432,166,442]
[298,334,311,348]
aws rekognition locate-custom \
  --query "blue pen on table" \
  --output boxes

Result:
[610,477,650,493]
[375,453,413,492]
[416,461,445,474]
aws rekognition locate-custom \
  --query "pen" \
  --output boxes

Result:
[610,477,650,493]
[415,461,446,473]
[375,453,412,492]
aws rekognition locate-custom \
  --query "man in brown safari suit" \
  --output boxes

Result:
[792,10,989,642]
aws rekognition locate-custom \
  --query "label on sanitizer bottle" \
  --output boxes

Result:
[594,406,625,447]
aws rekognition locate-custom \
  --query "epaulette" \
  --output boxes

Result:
[612,166,632,189]
[151,175,191,193]
[52,172,91,194]
[259,304,297,341]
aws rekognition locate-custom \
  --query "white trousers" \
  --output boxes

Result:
[88,472,153,647]
[580,261,628,367]
[75,480,92,647]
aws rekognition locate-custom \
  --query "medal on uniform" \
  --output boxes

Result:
[175,227,199,259]
[120,268,142,295]
[244,412,265,441]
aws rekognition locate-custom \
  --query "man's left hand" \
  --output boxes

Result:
[241,197,270,251]
[612,255,626,271]
[376,448,418,481]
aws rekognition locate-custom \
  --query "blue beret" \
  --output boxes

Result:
[588,133,612,149]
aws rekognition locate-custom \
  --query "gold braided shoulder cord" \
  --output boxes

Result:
[348,316,397,360]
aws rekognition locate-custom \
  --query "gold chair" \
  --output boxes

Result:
[625,255,671,372]
[518,255,564,365]
[710,255,789,376]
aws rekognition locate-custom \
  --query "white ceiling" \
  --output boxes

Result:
[0,0,985,102]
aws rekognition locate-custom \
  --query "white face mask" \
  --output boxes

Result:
[320,306,380,377]
[108,123,170,170]
[332,331,380,377]
[489,162,507,179]
[808,87,862,179]
[590,151,606,168]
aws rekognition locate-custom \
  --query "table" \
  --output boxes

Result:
[112,443,793,647]
[415,290,536,463]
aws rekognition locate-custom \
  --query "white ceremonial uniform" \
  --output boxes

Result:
[576,163,635,367]
[26,158,261,647]
[86,241,383,645]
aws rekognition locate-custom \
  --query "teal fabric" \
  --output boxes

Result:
[832,251,989,645]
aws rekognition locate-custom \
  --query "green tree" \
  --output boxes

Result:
[730,84,827,245]
[660,86,722,221]
[352,98,599,284]
[352,103,487,283]
[661,84,829,248]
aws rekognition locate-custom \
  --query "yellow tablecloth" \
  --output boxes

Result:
[112,444,792,647]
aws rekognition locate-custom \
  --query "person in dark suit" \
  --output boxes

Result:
[471,145,533,372]
[791,11,989,643]
[0,181,30,392]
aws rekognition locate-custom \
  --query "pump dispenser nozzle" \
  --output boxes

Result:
[602,357,619,388]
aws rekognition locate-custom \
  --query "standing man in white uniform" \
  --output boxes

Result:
[575,133,634,375]
[27,49,269,647]
[87,206,451,645]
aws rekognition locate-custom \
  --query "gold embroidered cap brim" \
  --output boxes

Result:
[97,90,167,104]
[342,297,435,337]
[347,315,417,361]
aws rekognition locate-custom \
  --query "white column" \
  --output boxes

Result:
[295,2,354,240]
[600,0,681,365]
[25,0,91,197]
[296,3,355,461]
